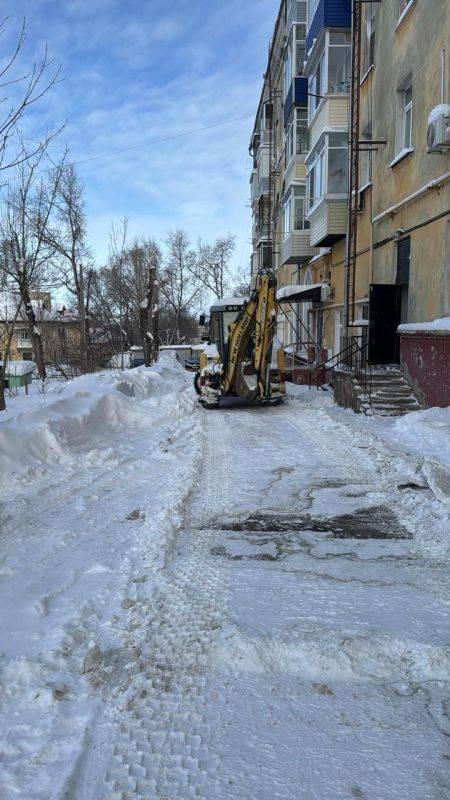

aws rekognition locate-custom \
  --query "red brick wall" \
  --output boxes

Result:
[400,332,450,408]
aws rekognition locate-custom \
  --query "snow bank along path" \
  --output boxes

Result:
[0,356,203,799]
[0,365,449,799]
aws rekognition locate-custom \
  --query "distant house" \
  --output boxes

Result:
[0,292,81,365]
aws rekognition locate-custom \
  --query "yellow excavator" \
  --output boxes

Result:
[195,271,286,409]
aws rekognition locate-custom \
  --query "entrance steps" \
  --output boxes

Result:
[354,367,422,417]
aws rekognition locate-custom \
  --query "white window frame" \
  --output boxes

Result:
[283,195,292,240]
[307,145,325,211]
[285,108,308,169]
[402,81,413,149]
[306,132,348,212]
[391,75,414,166]
[397,0,416,28]
[295,24,306,76]
[284,37,293,99]
[307,31,351,123]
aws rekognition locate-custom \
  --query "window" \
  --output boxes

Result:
[403,82,413,149]
[307,132,348,210]
[308,145,324,209]
[295,24,306,76]
[392,76,413,164]
[285,108,308,167]
[282,185,309,239]
[296,108,308,154]
[308,51,325,119]
[327,33,351,94]
[327,133,348,193]
[284,39,293,99]
[363,3,377,73]
[286,123,294,164]
[260,242,271,269]
[308,32,351,121]
[294,187,309,230]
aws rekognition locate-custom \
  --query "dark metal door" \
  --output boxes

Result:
[369,284,401,365]
[397,237,411,285]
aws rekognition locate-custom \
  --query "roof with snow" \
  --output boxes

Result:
[398,316,450,333]
[276,283,331,304]
[210,297,248,311]
[0,292,78,323]
[2,360,37,376]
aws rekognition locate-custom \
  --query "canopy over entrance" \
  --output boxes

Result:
[276,283,331,304]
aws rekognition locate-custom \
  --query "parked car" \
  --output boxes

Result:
[184,355,201,372]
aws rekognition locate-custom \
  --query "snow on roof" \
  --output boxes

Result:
[3,360,37,376]
[0,292,77,323]
[276,283,330,303]
[348,319,370,327]
[398,316,450,333]
[159,345,193,351]
[210,296,248,311]
[198,344,219,358]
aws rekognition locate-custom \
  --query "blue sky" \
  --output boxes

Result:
[3,0,279,273]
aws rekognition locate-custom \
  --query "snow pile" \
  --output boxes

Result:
[389,407,450,470]
[0,355,191,486]
[0,353,201,800]
[398,316,450,333]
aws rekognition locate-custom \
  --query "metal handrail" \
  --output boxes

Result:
[307,337,366,389]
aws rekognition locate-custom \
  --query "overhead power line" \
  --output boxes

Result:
[75,113,254,166]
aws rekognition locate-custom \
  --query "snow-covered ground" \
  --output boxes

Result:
[0,364,448,799]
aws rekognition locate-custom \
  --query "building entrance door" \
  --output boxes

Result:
[396,236,411,326]
[368,284,401,365]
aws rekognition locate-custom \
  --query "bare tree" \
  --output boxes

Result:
[161,230,201,343]
[232,264,252,297]
[98,235,162,365]
[193,234,236,300]
[44,162,91,372]
[136,240,161,366]
[0,156,64,378]
[0,18,64,174]
[109,218,129,368]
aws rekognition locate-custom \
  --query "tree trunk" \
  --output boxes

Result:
[153,285,160,363]
[140,265,156,367]
[78,266,88,373]
[22,287,46,379]
[0,367,6,412]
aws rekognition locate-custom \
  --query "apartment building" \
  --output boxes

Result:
[250,0,449,407]
[249,1,314,351]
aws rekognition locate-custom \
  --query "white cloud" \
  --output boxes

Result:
[2,0,280,277]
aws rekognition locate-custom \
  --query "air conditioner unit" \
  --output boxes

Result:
[320,284,331,302]
[427,104,450,152]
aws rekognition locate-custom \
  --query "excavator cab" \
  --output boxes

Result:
[208,297,248,361]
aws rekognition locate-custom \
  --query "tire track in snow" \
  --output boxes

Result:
[65,410,233,799]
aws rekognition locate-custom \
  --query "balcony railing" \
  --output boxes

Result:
[280,230,313,265]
